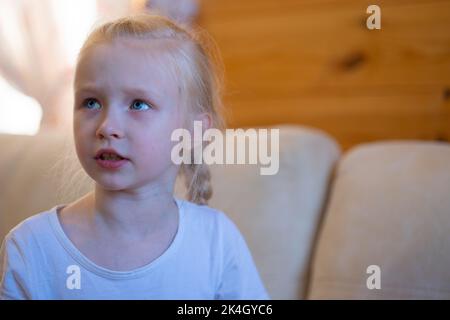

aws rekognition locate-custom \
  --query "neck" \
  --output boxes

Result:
[87,183,178,239]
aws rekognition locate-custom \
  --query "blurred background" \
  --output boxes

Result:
[0,0,448,150]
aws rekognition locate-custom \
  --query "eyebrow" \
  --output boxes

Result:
[75,85,159,99]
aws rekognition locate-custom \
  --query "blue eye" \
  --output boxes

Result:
[80,98,152,111]
[83,98,101,110]
[130,100,152,111]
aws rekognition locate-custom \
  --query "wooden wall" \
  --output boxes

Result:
[197,0,450,150]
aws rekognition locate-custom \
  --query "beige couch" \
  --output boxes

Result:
[1,125,450,299]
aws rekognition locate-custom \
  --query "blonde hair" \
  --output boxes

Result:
[76,13,226,205]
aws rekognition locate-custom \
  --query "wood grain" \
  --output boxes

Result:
[197,0,450,150]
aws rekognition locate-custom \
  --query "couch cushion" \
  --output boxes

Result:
[0,125,340,299]
[308,141,450,299]
[0,130,93,242]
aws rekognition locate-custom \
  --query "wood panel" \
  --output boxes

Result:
[197,0,450,150]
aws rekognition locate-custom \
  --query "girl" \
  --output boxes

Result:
[0,13,269,300]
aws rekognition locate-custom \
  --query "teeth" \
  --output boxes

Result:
[100,153,123,161]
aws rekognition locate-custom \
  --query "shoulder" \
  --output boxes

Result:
[178,199,244,249]
[178,199,238,234]
[180,202,270,299]
[0,206,59,300]
[3,206,59,249]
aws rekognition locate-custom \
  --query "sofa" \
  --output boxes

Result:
[1,125,450,299]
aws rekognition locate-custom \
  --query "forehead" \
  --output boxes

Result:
[74,38,181,97]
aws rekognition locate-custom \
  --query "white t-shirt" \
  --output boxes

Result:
[0,198,269,300]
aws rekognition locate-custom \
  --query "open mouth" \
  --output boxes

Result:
[97,153,126,161]
[94,152,129,169]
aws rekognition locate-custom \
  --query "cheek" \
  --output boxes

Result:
[133,124,180,165]
[142,111,184,146]
[73,116,89,140]
[73,135,90,165]
[73,119,94,157]
[136,134,173,160]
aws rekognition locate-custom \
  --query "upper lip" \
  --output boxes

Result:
[94,148,128,160]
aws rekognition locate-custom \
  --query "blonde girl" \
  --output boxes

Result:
[0,13,269,300]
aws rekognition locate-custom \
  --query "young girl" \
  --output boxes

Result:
[0,13,269,300]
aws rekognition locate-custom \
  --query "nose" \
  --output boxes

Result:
[96,109,124,140]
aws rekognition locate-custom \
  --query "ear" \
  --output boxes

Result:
[191,113,213,151]
[194,112,212,131]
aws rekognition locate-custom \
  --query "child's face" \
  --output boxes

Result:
[73,38,185,191]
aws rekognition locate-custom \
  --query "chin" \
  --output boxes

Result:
[94,180,129,192]
[87,170,127,190]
